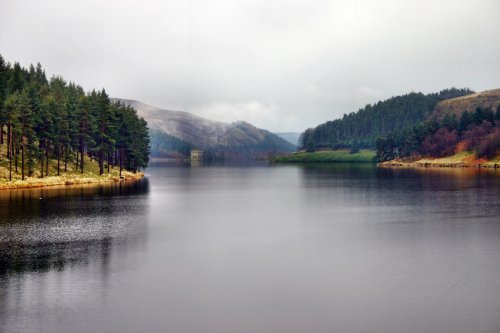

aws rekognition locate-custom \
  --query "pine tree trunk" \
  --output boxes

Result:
[40,149,44,178]
[13,134,18,174]
[45,144,49,177]
[81,146,84,174]
[40,139,44,178]
[57,145,60,176]
[8,130,12,181]
[75,145,79,170]
[64,145,68,172]
[28,145,32,177]
[21,144,25,180]
[99,151,104,175]
[7,124,11,159]
[119,146,123,179]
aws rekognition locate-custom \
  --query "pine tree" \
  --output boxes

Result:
[34,63,48,85]
[49,77,71,175]
[459,111,473,133]
[0,55,150,180]
[91,89,114,175]
[17,89,36,180]
[0,55,8,146]
[5,93,22,179]
[115,104,133,177]
[8,62,25,94]
[441,113,458,130]
[39,94,56,177]
[76,94,92,173]
[3,94,18,180]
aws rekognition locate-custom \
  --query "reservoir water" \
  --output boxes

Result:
[1,163,499,333]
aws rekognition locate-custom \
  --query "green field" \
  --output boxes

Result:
[274,150,376,163]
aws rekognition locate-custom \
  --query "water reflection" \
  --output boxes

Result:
[0,178,150,220]
[1,165,500,333]
[0,237,113,274]
[0,179,149,275]
[297,164,500,224]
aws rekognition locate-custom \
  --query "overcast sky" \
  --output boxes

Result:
[1,0,499,132]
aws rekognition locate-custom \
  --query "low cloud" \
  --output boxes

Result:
[192,101,300,132]
[1,0,499,133]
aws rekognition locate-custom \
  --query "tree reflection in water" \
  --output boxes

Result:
[0,178,149,275]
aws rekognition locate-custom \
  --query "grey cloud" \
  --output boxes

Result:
[1,0,499,131]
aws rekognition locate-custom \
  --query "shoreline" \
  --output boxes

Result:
[274,150,376,163]
[0,171,144,191]
[379,154,500,169]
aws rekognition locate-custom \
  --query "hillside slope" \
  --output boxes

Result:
[376,89,500,162]
[113,99,296,158]
[300,88,474,150]
[431,89,500,120]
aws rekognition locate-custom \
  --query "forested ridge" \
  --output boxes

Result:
[300,88,473,151]
[0,54,150,181]
[376,103,500,161]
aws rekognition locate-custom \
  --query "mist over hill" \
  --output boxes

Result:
[274,132,301,146]
[112,99,296,159]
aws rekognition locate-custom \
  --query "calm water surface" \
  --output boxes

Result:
[0,163,499,333]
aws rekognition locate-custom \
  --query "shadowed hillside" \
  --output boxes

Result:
[113,99,296,159]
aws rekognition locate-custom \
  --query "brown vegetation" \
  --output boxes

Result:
[379,152,500,169]
[432,89,500,120]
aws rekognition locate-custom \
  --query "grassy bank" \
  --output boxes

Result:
[274,150,376,163]
[0,155,144,190]
[379,152,500,169]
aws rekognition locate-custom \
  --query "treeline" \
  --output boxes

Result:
[150,129,193,157]
[0,55,149,180]
[300,88,474,151]
[376,106,500,161]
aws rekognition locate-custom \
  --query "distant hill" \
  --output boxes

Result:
[300,88,474,150]
[431,89,500,120]
[274,132,300,146]
[112,99,296,159]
